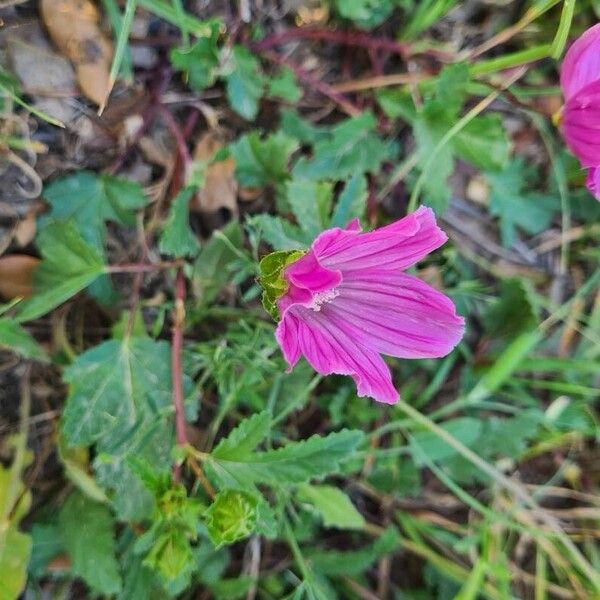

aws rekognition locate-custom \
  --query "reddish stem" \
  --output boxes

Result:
[253,27,410,59]
[158,104,192,168]
[258,49,361,116]
[171,267,187,481]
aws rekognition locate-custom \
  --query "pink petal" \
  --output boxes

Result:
[313,206,447,273]
[277,308,398,404]
[562,79,600,167]
[324,270,464,359]
[586,167,600,201]
[278,251,342,314]
[561,24,600,101]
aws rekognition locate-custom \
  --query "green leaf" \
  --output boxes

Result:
[159,187,200,258]
[248,214,305,251]
[61,337,176,520]
[267,66,302,102]
[16,221,105,323]
[296,484,365,530]
[192,221,244,306]
[143,529,194,583]
[212,411,271,460]
[170,23,220,90]
[487,159,559,247]
[410,417,482,464]
[453,114,509,172]
[0,318,47,360]
[293,112,392,181]
[0,527,31,600]
[42,171,147,303]
[483,278,540,339]
[307,527,400,576]
[205,490,259,546]
[206,429,364,488]
[334,0,396,29]
[287,178,333,241]
[331,173,367,228]
[231,131,299,187]
[58,492,122,595]
[224,45,265,120]
[28,523,63,579]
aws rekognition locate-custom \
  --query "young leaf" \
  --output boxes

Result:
[58,492,122,595]
[267,66,302,103]
[293,112,392,181]
[16,221,106,323]
[204,490,259,546]
[231,131,299,187]
[331,173,367,228]
[159,187,200,258]
[296,484,365,530]
[170,23,220,90]
[334,0,396,29]
[453,114,509,172]
[224,45,265,120]
[0,318,47,360]
[206,429,364,488]
[287,178,333,241]
[212,411,271,460]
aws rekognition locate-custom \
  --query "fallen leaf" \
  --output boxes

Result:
[0,255,40,299]
[192,131,238,215]
[14,204,43,248]
[40,0,113,106]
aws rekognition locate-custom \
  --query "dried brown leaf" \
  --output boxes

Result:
[40,0,113,106]
[192,131,238,215]
[0,255,40,299]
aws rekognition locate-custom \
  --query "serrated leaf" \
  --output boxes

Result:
[159,187,200,258]
[16,221,105,323]
[42,171,147,303]
[206,429,364,488]
[205,490,258,546]
[249,214,306,251]
[0,318,47,360]
[453,114,509,172]
[58,492,122,595]
[487,159,559,247]
[297,484,365,530]
[267,66,302,102]
[212,411,271,460]
[61,337,176,520]
[287,178,333,241]
[331,173,367,228]
[170,23,220,90]
[225,45,265,120]
[293,112,392,180]
[231,131,299,187]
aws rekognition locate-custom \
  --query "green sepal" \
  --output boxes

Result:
[258,249,305,320]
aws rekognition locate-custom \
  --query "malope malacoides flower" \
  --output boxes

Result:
[560,23,600,199]
[260,207,465,404]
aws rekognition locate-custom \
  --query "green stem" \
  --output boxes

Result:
[469,44,552,77]
[550,0,576,59]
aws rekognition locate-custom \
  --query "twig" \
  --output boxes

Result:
[171,267,187,483]
[257,49,361,116]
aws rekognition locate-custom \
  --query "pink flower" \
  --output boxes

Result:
[586,167,600,200]
[560,24,600,173]
[274,207,465,404]
[560,23,600,101]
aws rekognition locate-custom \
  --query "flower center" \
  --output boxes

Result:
[308,288,339,312]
